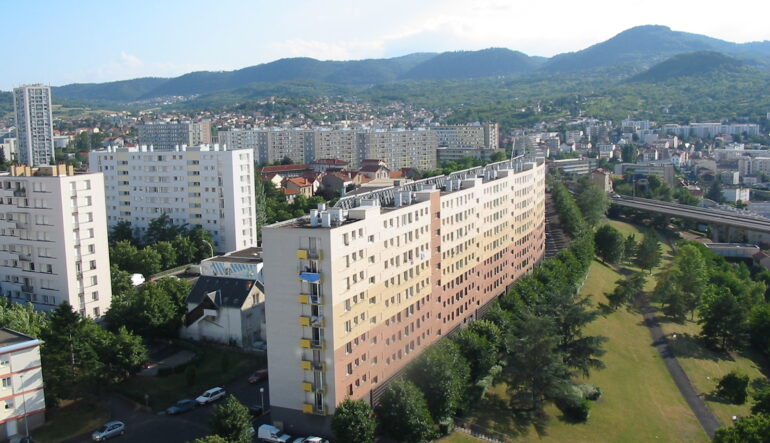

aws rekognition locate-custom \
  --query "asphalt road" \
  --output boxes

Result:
[63,375,272,443]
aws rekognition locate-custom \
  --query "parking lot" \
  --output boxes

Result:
[63,375,271,443]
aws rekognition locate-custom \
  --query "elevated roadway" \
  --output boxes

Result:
[611,195,770,235]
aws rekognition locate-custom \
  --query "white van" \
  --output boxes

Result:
[257,424,293,442]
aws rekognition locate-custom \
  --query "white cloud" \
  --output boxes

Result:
[120,51,144,69]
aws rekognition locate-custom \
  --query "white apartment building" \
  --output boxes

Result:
[262,157,545,436]
[431,123,499,150]
[137,121,212,151]
[0,329,45,440]
[0,165,112,318]
[89,145,256,253]
[13,85,54,166]
[219,127,441,170]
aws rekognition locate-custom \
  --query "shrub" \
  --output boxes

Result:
[555,395,591,422]
[716,372,750,405]
[577,384,602,401]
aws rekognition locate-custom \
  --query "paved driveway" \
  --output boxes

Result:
[63,375,271,443]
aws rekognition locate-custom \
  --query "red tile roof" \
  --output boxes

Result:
[312,158,348,165]
[260,164,311,173]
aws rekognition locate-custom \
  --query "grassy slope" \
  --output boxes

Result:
[32,400,110,443]
[451,220,705,442]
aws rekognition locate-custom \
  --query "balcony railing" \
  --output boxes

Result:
[21,285,33,293]
[300,360,325,371]
[299,338,325,350]
[299,315,325,328]
[302,403,327,416]
[13,189,26,197]
[298,272,321,284]
[298,294,323,305]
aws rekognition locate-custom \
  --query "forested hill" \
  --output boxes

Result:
[628,51,745,83]
[11,24,770,108]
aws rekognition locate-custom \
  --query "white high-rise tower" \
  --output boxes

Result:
[13,85,54,166]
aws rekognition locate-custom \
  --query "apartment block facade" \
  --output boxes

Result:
[262,158,545,435]
[432,123,499,150]
[220,127,449,170]
[0,329,45,440]
[13,85,54,166]
[137,121,212,151]
[89,145,256,253]
[0,165,112,318]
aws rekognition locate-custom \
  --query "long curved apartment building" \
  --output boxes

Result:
[261,157,545,436]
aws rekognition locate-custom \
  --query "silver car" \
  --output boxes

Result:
[91,421,125,441]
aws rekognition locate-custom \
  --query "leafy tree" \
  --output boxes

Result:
[543,292,607,376]
[467,319,503,354]
[505,311,572,412]
[152,241,178,269]
[674,245,709,318]
[748,303,770,356]
[134,247,163,278]
[699,288,747,350]
[101,326,147,381]
[331,398,377,443]
[192,436,230,443]
[714,414,770,442]
[110,265,135,298]
[575,180,609,227]
[621,144,638,163]
[409,340,471,422]
[105,278,190,337]
[188,227,215,260]
[209,395,253,443]
[172,235,197,265]
[40,302,83,404]
[716,372,750,405]
[623,234,638,262]
[635,232,662,272]
[751,386,770,416]
[654,269,689,320]
[145,213,187,244]
[453,328,497,382]
[377,379,436,443]
[0,299,48,337]
[109,240,139,273]
[254,178,268,239]
[109,221,136,246]
[607,272,646,310]
[707,180,726,203]
[594,225,625,264]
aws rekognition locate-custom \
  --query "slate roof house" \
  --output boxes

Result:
[181,276,265,347]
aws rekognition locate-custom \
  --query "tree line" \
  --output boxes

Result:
[108,213,215,278]
[332,180,605,442]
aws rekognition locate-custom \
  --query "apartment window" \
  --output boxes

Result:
[90,276,98,286]
[4,400,13,409]
[93,307,100,317]
[89,260,97,270]
[91,291,99,301]
[1,377,10,388]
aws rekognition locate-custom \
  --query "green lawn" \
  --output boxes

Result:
[658,317,768,426]
[116,343,264,411]
[452,220,706,442]
[32,400,109,443]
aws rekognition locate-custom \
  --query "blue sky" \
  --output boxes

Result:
[4,0,770,90]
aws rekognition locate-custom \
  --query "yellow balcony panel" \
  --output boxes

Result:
[298,294,309,304]
[302,403,314,414]
[299,339,311,349]
[296,249,308,260]
[300,360,312,370]
[302,382,313,392]
[299,316,311,327]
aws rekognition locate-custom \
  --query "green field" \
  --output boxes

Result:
[448,220,706,442]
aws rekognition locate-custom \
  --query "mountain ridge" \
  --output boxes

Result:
[42,25,770,104]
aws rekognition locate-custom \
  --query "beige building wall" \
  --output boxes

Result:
[263,159,545,435]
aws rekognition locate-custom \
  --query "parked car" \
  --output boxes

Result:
[292,437,329,443]
[91,421,125,441]
[196,387,226,405]
[257,424,292,442]
[166,399,197,415]
[248,368,269,383]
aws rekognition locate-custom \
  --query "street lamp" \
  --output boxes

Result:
[19,373,29,437]
[259,387,265,412]
[202,240,214,258]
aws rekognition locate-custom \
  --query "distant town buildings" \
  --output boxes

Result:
[89,145,256,253]
[136,121,212,151]
[13,85,54,166]
[0,328,45,440]
[0,165,112,317]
